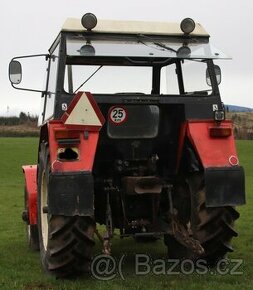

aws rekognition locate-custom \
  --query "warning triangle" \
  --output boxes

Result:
[62,92,105,131]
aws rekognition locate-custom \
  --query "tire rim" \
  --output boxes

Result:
[41,169,48,250]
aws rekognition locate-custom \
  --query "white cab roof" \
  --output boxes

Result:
[62,18,209,37]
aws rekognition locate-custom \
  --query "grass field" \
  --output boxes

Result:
[0,138,252,290]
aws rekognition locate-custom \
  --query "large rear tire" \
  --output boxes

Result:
[164,173,239,265]
[37,143,95,277]
[190,174,239,265]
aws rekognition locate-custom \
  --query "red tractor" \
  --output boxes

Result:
[9,14,245,277]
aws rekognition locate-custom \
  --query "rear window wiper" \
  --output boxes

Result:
[74,65,103,93]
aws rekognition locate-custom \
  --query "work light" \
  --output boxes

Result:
[180,18,196,34]
[81,13,97,30]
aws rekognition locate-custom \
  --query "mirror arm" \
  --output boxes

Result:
[11,54,50,62]
[10,82,46,94]
[9,53,50,92]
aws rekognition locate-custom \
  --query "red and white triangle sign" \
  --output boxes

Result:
[61,92,105,131]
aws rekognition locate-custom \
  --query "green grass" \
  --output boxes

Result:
[0,138,252,290]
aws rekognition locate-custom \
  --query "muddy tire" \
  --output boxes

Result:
[190,174,239,265]
[164,173,239,265]
[37,143,95,277]
[24,187,40,251]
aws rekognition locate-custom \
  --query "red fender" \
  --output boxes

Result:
[47,92,105,173]
[47,121,100,172]
[186,120,239,168]
[22,165,37,225]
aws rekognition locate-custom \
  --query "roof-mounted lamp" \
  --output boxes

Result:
[180,18,196,35]
[81,13,97,31]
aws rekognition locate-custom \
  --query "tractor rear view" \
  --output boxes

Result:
[9,14,245,277]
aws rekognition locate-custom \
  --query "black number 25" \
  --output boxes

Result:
[112,108,124,119]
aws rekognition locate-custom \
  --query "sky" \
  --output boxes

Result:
[1,0,253,116]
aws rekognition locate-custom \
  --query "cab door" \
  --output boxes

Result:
[38,44,60,125]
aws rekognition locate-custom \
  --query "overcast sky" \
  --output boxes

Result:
[1,0,252,116]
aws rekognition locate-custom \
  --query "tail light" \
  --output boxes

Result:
[54,129,80,140]
[209,126,232,138]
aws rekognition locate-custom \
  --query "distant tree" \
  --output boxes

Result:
[19,112,28,123]
[0,116,19,126]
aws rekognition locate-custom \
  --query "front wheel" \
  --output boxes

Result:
[37,144,95,277]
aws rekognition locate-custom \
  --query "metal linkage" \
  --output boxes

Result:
[165,185,205,256]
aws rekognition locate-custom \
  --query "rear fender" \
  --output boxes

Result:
[187,120,238,167]
[47,121,100,173]
[22,165,37,225]
[47,92,105,173]
[39,92,105,216]
[185,120,245,206]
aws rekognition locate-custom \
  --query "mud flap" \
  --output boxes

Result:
[205,166,245,207]
[48,171,94,216]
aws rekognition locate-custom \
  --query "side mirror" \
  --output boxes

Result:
[9,60,22,84]
[206,65,221,86]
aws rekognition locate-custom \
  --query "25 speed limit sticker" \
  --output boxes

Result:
[109,106,127,124]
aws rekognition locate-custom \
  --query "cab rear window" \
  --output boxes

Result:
[107,105,159,139]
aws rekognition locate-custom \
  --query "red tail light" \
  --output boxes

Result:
[54,129,80,140]
[209,126,232,138]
